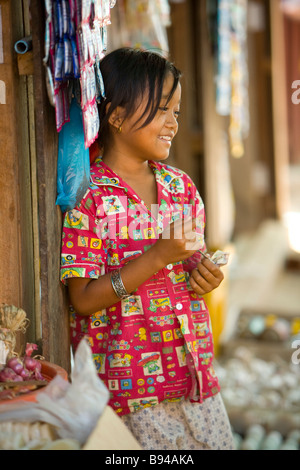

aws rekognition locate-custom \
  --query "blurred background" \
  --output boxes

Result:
[1,0,300,450]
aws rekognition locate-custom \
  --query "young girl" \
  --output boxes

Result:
[60,47,235,450]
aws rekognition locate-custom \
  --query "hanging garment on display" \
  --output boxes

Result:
[43,1,116,212]
[229,0,249,158]
[43,0,116,147]
[215,0,249,158]
[216,0,232,117]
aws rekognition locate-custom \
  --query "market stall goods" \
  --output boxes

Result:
[216,346,300,448]
[0,339,141,450]
[0,421,65,450]
[233,426,300,451]
[44,0,116,147]
[0,304,29,363]
[0,306,51,401]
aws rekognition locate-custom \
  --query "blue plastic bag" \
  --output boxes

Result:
[56,98,90,212]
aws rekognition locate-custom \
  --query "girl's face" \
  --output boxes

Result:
[115,73,181,162]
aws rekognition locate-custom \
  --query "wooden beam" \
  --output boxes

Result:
[30,0,70,371]
[17,50,34,75]
[270,0,291,218]
[199,1,234,248]
[0,0,23,313]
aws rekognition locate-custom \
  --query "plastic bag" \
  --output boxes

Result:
[56,98,90,213]
[0,339,109,445]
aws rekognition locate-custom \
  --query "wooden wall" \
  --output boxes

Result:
[0,0,37,345]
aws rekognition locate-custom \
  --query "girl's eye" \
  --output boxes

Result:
[159,107,181,118]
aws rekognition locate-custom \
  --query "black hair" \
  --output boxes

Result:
[97,47,181,149]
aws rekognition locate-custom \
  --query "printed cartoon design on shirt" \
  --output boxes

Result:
[102,195,126,215]
[60,157,220,416]
[90,310,109,328]
[121,296,143,317]
[137,352,163,375]
[64,209,89,230]
[127,396,159,413]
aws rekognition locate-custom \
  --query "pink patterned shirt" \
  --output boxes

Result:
[60,157,220,416]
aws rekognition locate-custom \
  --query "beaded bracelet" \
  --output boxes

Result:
[110,269,131,299]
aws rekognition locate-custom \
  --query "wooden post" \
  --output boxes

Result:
[30,0,70,371]
[270,0,291,218]
[199,0,235,248]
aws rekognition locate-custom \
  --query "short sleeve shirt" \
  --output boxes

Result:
[60,157,220,416]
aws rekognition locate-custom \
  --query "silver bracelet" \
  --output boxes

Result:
[110,269,131,299]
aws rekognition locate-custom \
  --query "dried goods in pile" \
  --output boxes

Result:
[0,305,46,400]
[0,304,29,362]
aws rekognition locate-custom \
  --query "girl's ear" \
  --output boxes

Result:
[108,106,126,131]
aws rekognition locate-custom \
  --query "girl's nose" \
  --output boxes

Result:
[166,112,179,129]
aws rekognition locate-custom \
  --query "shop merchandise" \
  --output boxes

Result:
[215,0,249,158]
[0,340,109,448]
[215,346,300,446]
[233,425,300,450]
[43,0,117,147]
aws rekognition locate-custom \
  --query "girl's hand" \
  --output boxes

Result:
[189,257,224,296]
[152,217,201,267]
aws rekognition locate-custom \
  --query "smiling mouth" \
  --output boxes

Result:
[158,136,172,144]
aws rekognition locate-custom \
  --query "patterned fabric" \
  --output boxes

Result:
[60,157,220,416]
[121,394,236,450]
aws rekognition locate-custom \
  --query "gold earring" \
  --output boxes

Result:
[117,125,122,133]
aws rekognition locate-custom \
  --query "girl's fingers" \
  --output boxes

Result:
[191,268,215,292]
[189,275,207,295]
[190,261,224,294]
[198,258,225,281]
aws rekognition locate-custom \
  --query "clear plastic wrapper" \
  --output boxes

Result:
[80,67,88,108]
[54,41,64,80]
[62,0,70,35]
[54,83,70,132]
[102,0,111,26]
[54,87,64,131]
[82,0,92,21]
[86,24,96,64]
[55,0,64,40]
[63,36,73,77]
[94,0,103,21]
[75,0,82,27]
[94,60,105,102]
[71,37,80,78]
